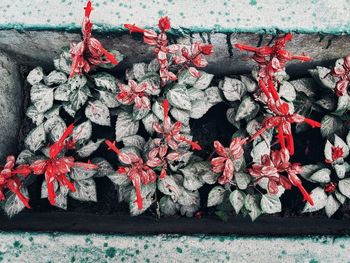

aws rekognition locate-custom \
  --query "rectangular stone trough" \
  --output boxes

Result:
[0,0,350,261]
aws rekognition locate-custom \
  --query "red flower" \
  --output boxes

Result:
[211,137,247,184]
[70,1,118,78]
[105,140,157,209]
[324,182,337,193]
[117,80,152,109]
[248,149,314,205]
[31,124,98,205]
[325,146,344,164]
[199,44,214,55]
[331,54,350,96]
[158,16,171,32]
[153,99,202,151]
[0,156,31,208]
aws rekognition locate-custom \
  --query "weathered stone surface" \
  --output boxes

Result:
[0,30,350,77]
[0,51,22,162]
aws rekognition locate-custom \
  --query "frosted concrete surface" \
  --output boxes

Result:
[0,0,350,34]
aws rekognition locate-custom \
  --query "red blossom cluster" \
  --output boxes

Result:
[125,17,213,86]
[105,140,157,209]
[325,146,344,164]
[117,80,154,110]
[148,99,202,178]
[331,54,350,96]
[0,156,31,208]
[211,138,247,184]
[69,1,118,78]
[248,149,314,205]
[31,124,98,205]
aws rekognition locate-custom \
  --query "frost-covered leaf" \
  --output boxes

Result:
[241,75,257,92]
[91,158,114,178]
[26,105,44,125]
[122,135,145,150]
[338,178,350,199]
[279,81,296,101]
[182,161,218,185]
[309,66,337,90]
[334,93,350,115]
[16,150,35,165]
[44,70,67,86]
[309,168,331,183]
[193,72,214,90]
[70,166,97,180]
[347,131,350,148]
[54,83,71,101]
[129,184,155,216]
[77,139,103,158]
[207,186,225,207]
[73,120,92,143]
[235,96,259,121]
[166,84,191,110]
[190,100,212,119]
[27,66,44,85]
[229,190,245,214]
[54,50,71,75]
[2,189,29,217]
[142,113,158,134]
[335,190,347,204]
[251,141,270,163]
[316,97,336,111]
[244,194,262,221]
[132,106,150,121]
[220,77,246,102]
[24,124,46,152]
[152,101,164,120]
[320,115,342,138]
[68,74,87,90]
[53,188,69,210]
[160,196,178,216]
[235,172,251,190]
[205,86,222,104]
[107,170,129,186]
[63,103,76,117]
[98,90,119,108]
[115,111,139,141]
[324,140,333,162]
[178,69,197,86]
[180,204,199,217]
[41,180,59,198]
[300,164,323,180]
[260,194,282,214]
[302,187,327,213]
[31,83,54,113]
[70,86,89,111]
[325,194,340,218]
[170,108,190,126]
[132,63,148,81]
[93,72,117,92]
[178,189,200,206]
[85,100,111,126]
[334,163,350,179]
[182,171,204,191]
[290,78,316,97]
[157,176,181,200]
[188,88,205,101]
[69,179,97,202]
[44,116,67,142]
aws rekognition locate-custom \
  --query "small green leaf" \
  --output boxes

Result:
[244,194,262,221]
[24,124,46,152]
[27,67,44,85]
[170,108,190,126]
[142,113,158,134]
[320,115,342,138]
[235,96,259,121]
[26,105,44,125]
[220,77,246,102]
[251,141,270,163]
[44,70,67,86]
[235,172,251,190]
[338,178,350,199]
[93,72,117,92]
[115,111,139,141]
[229,190,245,214]
[207,186,225,207]
[70,86,89,111]
[240,75,257,93]
[85,100,111,126]
[309,168,331,183]
[69,179,97,202]
[302,187,327,213]
[193,72,214,90]
[30,84,54,113]
[98,90,120,108]
[325,194,340,218]
[166,84,191,110]
[190,100,212,119]
[122,135,145,150]
[205,86,222,104]
[260,194,282,214]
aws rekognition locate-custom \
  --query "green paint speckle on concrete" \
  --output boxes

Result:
[0,0,350,34]
[105,247,116,258]
[176,247,183,253]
